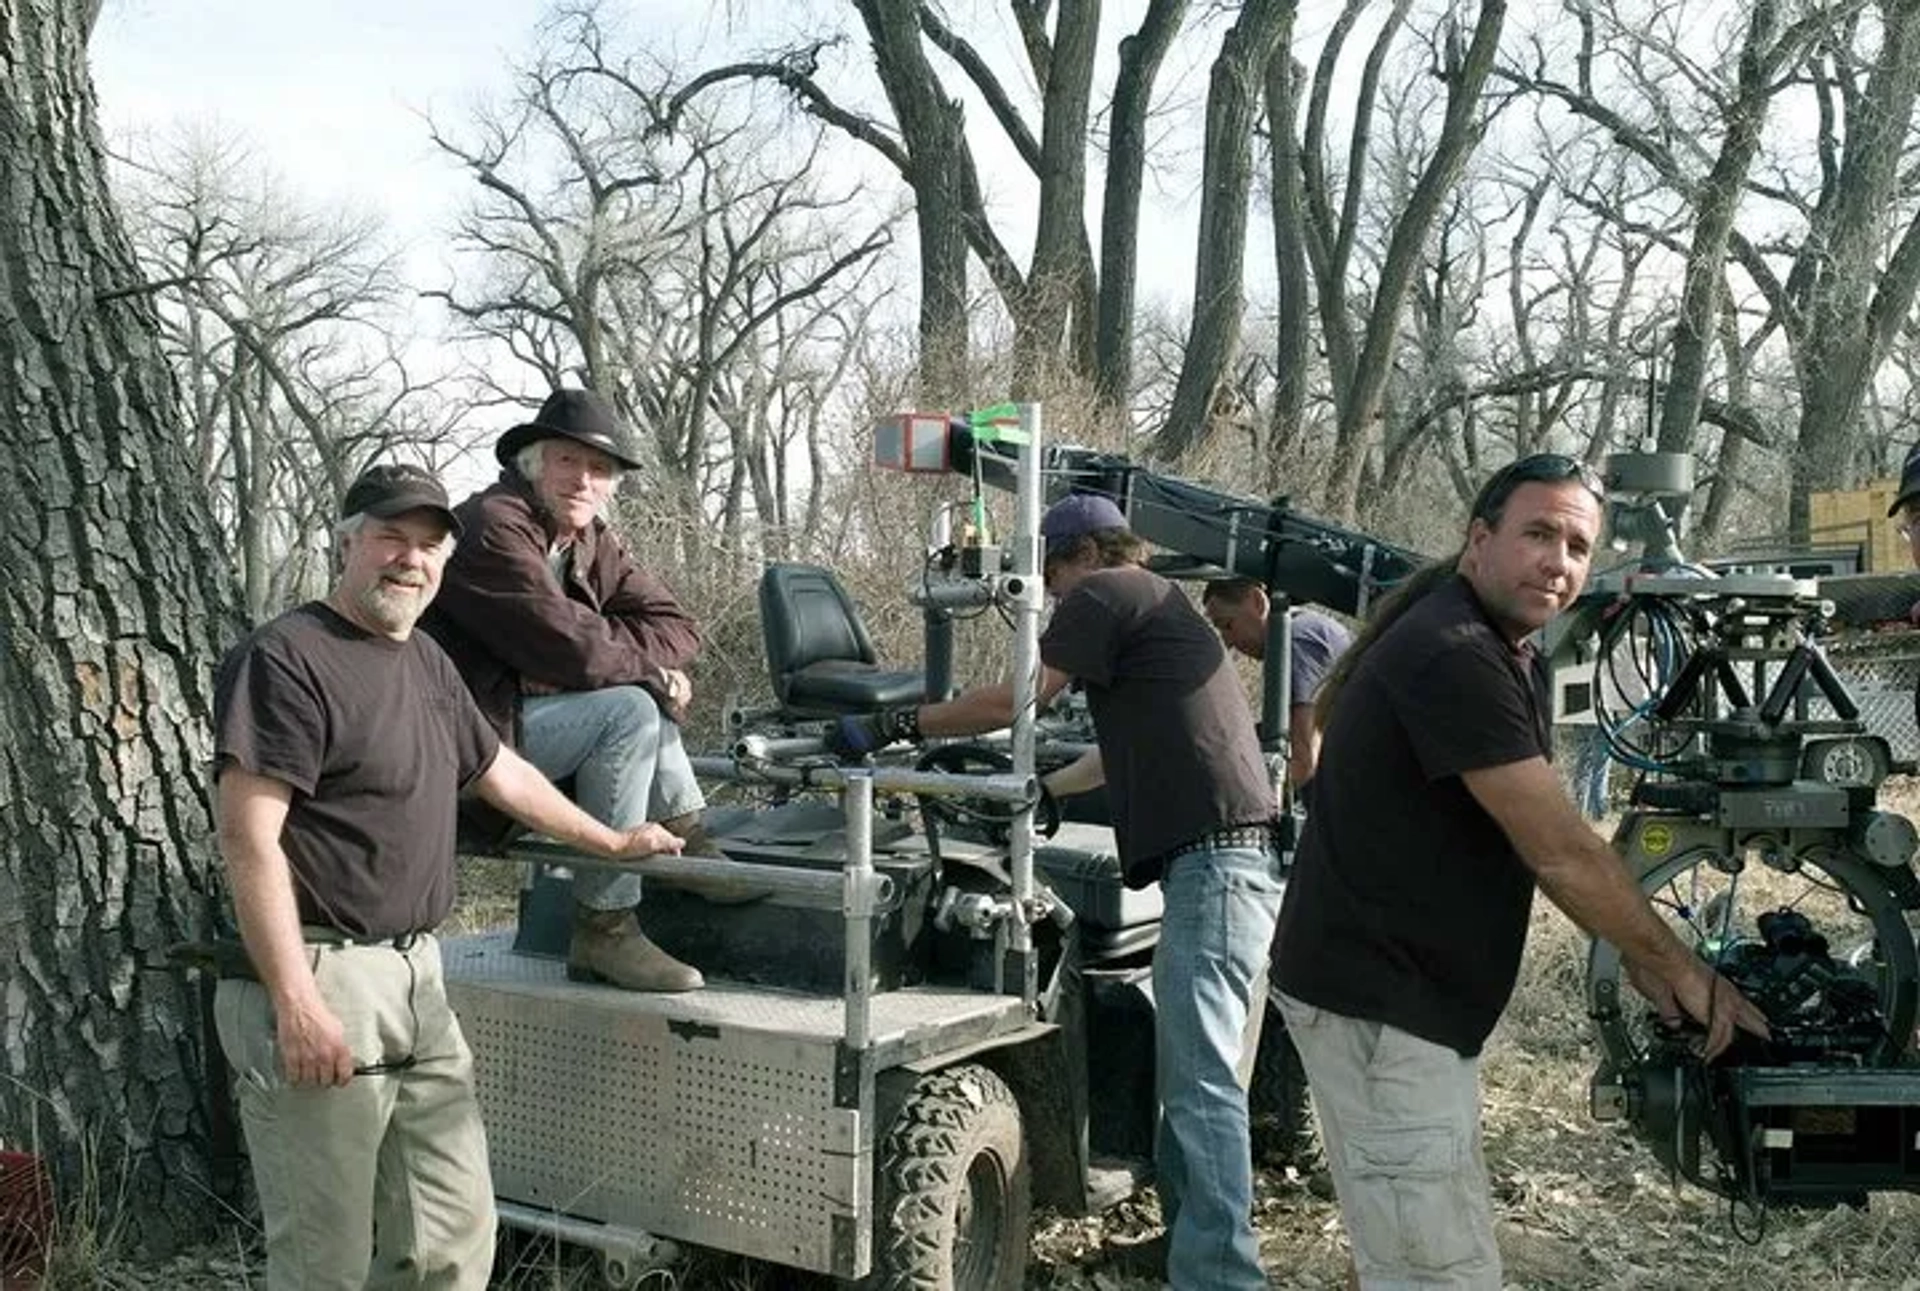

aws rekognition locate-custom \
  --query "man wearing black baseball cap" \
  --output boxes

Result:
[210,460,683,1288]
[424,388,716,992]
[825,492,1283,1290]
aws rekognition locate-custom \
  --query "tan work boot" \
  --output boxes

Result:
[567,906,703,992]
[650,812,770,906]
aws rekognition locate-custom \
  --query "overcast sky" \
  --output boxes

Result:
[88,1,1228,296]
[84,2,1253,485]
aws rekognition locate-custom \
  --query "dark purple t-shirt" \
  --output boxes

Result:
[1041,567,1276,885]
[1274,576,1549,1056]
[214,602,501,938]
[1289,610,1352,706]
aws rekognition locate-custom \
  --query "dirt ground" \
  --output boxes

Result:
[103,803,1920,1289]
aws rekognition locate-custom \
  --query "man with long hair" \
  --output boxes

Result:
[425,389,711,992]
[1273,454,1768,1289]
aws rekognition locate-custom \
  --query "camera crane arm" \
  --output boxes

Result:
[946,427,1429,759]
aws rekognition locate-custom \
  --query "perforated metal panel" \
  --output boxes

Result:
[441,931,1029,1275]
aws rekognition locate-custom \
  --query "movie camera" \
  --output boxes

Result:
[1553,453,1920,1209]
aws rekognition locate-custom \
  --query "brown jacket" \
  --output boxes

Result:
[423,474,701,747]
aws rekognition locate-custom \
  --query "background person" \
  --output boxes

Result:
[213,462,682,1290]
[1274,453,1767,1289]
[1202,577,1353,793]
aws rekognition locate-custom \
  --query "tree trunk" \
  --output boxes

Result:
[1095,0,1188,417]
[1012,0,1101,397]
[0,0,241,1251]
[1324,0,1505,521]
[1156,0,1295,460]
[1787,0,1920,540]
[1658,0,1791,454]
[854,0,972,403]
[1265,41,1310,482]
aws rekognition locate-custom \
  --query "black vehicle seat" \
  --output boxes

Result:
[760,562,924,718]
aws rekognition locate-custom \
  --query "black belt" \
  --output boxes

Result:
[303,926,423,951]
[1129,822,1284,887]
[1170,823,1282,859]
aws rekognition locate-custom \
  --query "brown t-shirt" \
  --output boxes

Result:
[1040,566,1277,886]
[1274,576,1549,1057]
[214,602,501,939]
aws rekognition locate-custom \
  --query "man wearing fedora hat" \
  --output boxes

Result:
[424,389,711,992]
[825,493,1284,1291]
[213,461,684,1288]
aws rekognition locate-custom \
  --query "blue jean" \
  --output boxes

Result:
[519,686,704,910]
[1153,843,1284,1291]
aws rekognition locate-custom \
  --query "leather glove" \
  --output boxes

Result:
[823,706,921,759]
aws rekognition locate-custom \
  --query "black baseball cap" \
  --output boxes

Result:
[340,463,463,537]
[1040,493,1128,557]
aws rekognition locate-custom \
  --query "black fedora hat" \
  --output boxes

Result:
[496,389,644,471]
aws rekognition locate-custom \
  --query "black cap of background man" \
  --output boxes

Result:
[341,462,463,537]
[1890,444,1920,518]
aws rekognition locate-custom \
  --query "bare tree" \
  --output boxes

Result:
[1510,0,1920,540]
[0,0,242,1247]
[115,124,454,620]
[1157,0,1295,460]
[428,7,892,573]
[688,2,1199,408]
[1315,0,1509,520]
[1098,0,1192,413]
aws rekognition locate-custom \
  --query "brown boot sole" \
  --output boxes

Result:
[565,961,704,993]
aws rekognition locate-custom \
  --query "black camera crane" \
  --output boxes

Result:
[949,427,1426,750]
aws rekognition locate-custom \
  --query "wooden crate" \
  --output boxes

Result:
[1811,479,1902,572]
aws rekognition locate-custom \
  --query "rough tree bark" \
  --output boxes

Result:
[0,0,240,1251]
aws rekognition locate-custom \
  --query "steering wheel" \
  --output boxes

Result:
[913,743,1060,844]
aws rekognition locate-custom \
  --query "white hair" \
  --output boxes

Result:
[515,442,547,482]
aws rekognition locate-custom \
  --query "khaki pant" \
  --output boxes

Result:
[214,935,495,1290]
[1275,992,1500,1290]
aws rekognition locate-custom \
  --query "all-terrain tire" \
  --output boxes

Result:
[866,1063,1030,1291]
[1248,1001,1321,1173]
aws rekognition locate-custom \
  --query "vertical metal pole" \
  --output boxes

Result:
[1006,404,1043,1007]
[842,770,874,1051]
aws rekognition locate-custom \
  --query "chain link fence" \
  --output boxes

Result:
[1825,633,1920,765]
